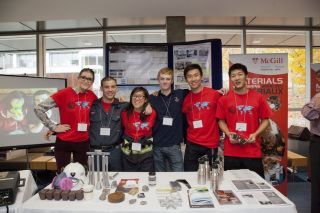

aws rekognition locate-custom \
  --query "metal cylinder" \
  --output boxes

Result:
[204,156,211,182]
[210,164,219,191]
[198,159,206,185]
[102,155,110,188]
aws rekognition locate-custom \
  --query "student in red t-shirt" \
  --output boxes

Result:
[216,63,273,178]
[182,64,221,171]
[34,68,98,173]
[121,87,156,172]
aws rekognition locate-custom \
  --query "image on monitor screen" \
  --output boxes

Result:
[0,75,66,150]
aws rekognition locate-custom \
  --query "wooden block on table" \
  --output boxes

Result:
[47,158,57,170]
[287,150,308,167]
[30,156,55,170]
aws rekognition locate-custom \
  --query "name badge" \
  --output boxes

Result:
[132,143,142,152]
[100,128,110,136]
[236,122,247,131]
[77,123,87,131]
[163,117,173,126]
[193,120,203,129]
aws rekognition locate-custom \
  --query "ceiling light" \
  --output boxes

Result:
[252,38,264,43]
[83,40,92,45]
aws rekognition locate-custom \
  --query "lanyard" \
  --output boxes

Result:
[160,95,172,117]
[234,90,249,123]
[77,93,86,123]
[190,87,203,121]
[99,106,114,128]
[133,111,139,141]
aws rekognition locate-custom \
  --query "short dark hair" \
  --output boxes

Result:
[184,64,203,79]
[79,68,95,81]
[101,76,117,86]
[33,90,50,98]
[228,63,248,77]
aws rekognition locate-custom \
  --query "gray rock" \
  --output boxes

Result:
[137,193,145,198]
[129,199,136,204]
[142,185,149,192]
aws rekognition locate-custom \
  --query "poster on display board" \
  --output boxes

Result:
[229,53,288,196]
[173,42,212,89]
[310,63,320,98]
[107,44,168,85]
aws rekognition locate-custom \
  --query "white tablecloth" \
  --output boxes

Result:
[0,170,38,213]
[21,171,297,213]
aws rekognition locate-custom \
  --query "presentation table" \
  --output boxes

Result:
[0,170,38,213]
[21,171,297,213]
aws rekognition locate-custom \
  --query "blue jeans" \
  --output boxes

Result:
[154,144,184,172]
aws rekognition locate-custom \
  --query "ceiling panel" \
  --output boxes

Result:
[46,35,102,49]
[186,16,240,25]
[186,33,241,46]
[246,32,305,46]
[108,34,166,43]
[313,34,320,46]
[274,34,305,46]
[107,17,165,26]
[45,19,102,30]
[0,43,17,51]
[313,17,320,27]
[0,38,36,51]
[246,17,306,26]
[0,22,35,32]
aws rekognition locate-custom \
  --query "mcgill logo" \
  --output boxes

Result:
[261,58,283,64]
[252,58,258,64]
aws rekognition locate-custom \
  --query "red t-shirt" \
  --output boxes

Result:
[216,90,273,158]
[182,87,220,148]
[121,109,156,141]
[51,87,97,142]
[101,99,113,113]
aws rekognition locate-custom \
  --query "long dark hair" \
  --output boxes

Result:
[126,87,149,122]
[1,90,27,109]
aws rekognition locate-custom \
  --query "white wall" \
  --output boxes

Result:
[0,0,319,23]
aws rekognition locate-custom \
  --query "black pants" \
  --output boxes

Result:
[122,148,154,172]
[224,156,264,178]
[89,146,122,172]
[55,137,90,174]
[310,134,320,213]
[184,141,218,171]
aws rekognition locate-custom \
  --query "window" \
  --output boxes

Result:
[50,52,79,66]
[17,54,36,67]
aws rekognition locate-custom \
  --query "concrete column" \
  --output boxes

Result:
[36,21,46,77]
[166,17,185,43]
[103,18,107,79]
[305,18,313,128]
[240,17,246,54]
[36,34,45,77]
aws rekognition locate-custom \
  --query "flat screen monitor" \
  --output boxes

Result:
[0,75,66,151]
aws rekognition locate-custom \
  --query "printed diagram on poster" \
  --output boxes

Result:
[173,42,211,89]
[108,45,168,85]
[310,63,320,98]
[229,53,288,194]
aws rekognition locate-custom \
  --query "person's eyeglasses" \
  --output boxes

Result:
[79,76,93,82]
[132,95,145,100]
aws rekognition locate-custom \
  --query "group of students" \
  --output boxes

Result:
[34,63,273,178]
